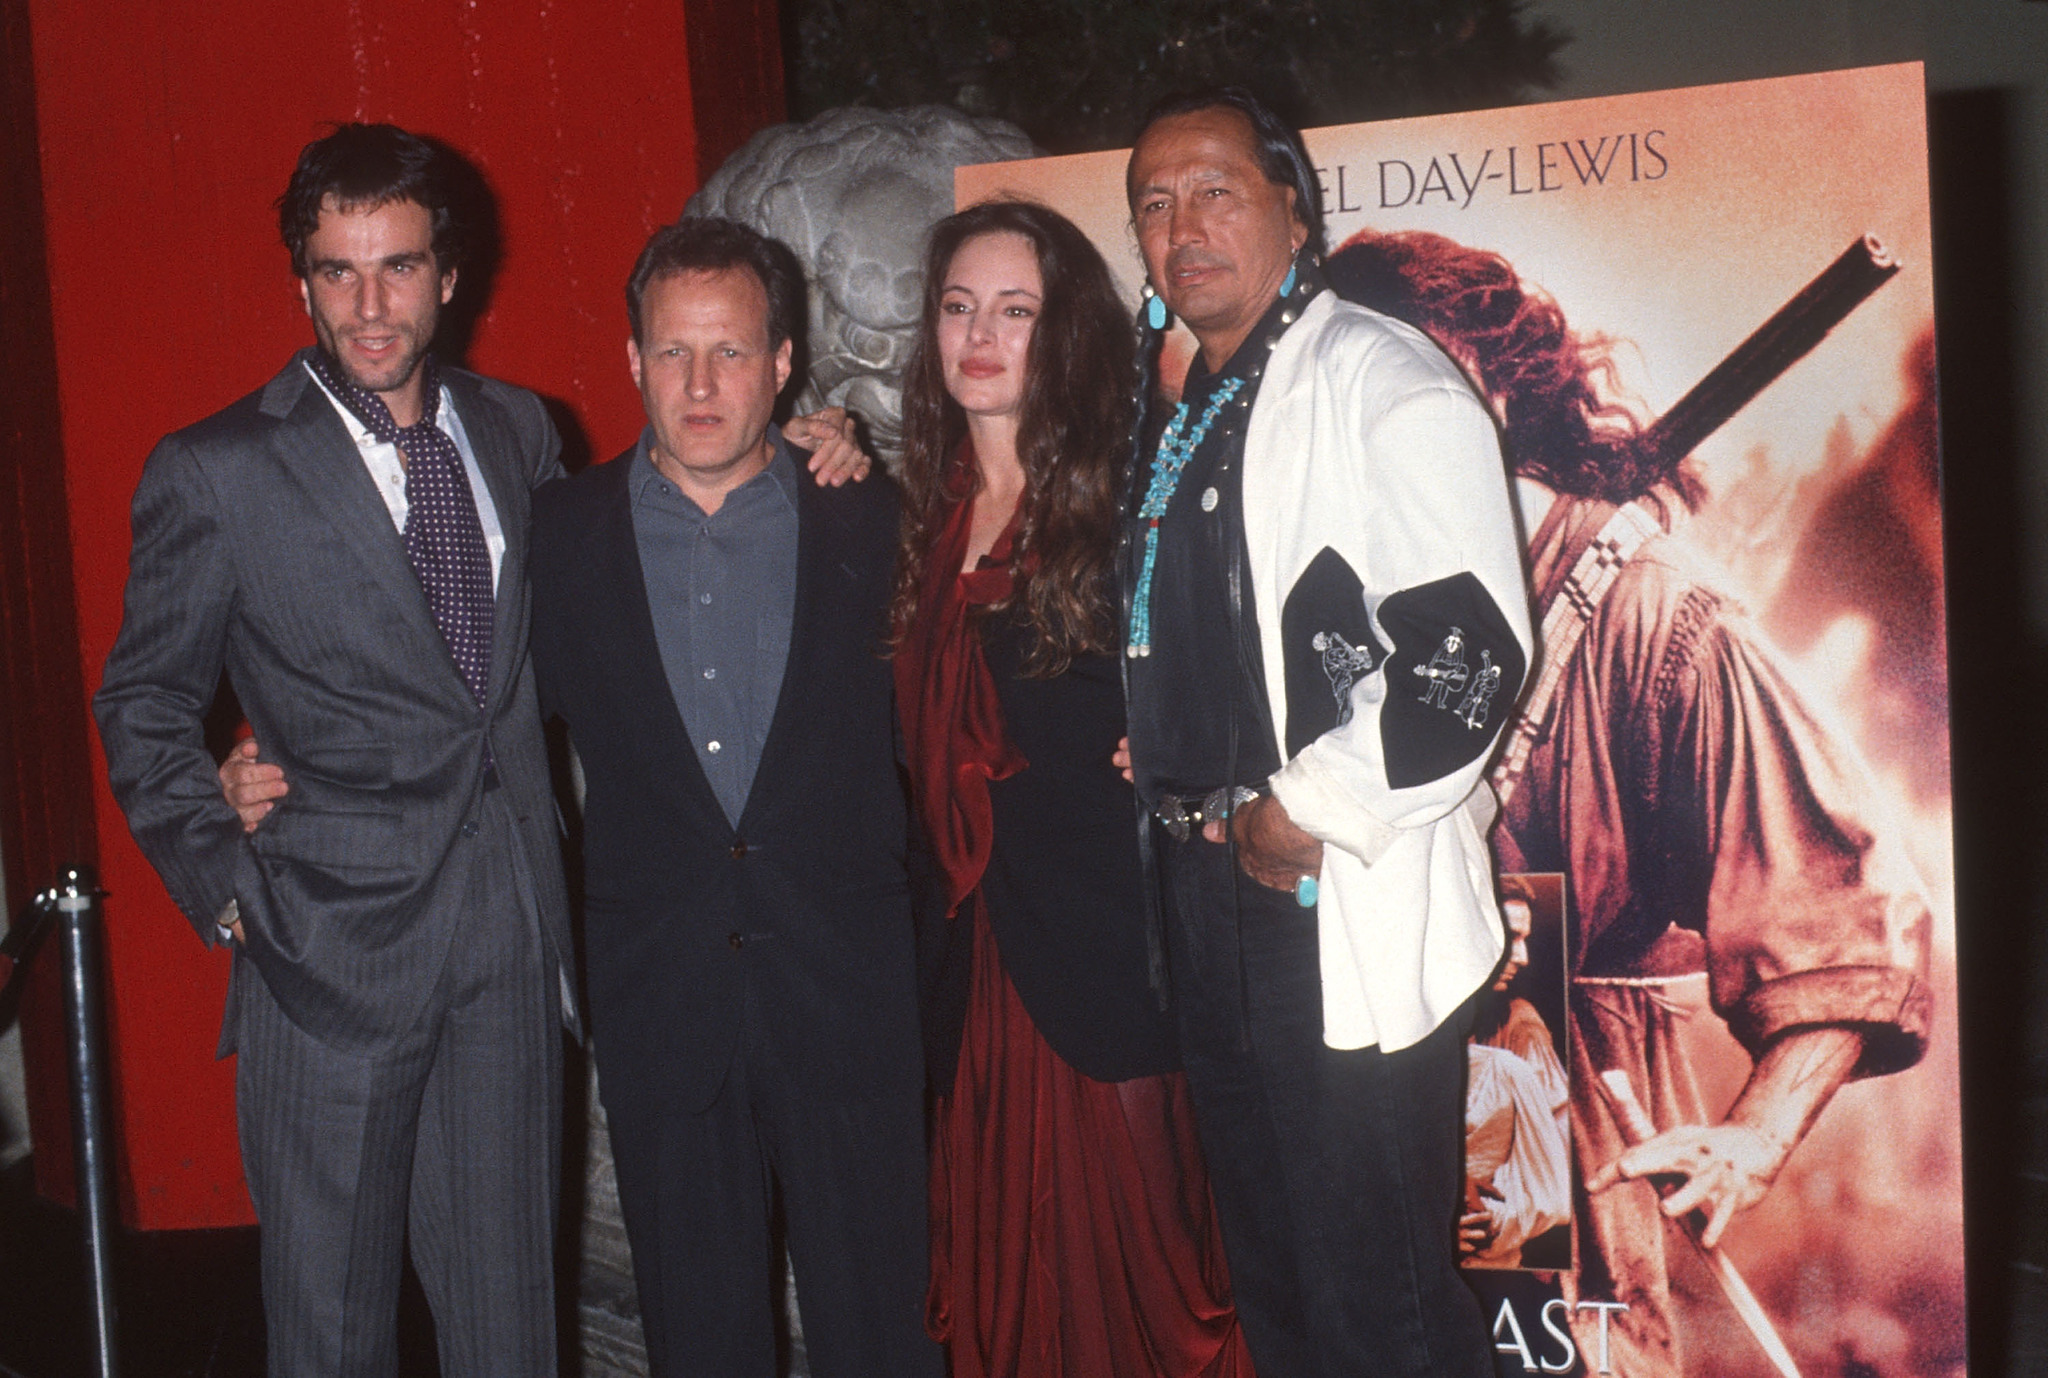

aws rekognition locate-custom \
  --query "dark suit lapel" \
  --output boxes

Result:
[261,353,449,667]
[587,458,731,824]
[445,370,528,712]
[742,480,864,830]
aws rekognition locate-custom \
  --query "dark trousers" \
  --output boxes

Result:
[233,790,563,1378]
[602,977,941,1378]
[1160,828,1492,1378]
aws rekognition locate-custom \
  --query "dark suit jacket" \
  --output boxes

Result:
[529,446,921,1117]
[94,350,574,1053]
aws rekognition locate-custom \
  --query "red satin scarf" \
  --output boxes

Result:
[895,461,1028,917]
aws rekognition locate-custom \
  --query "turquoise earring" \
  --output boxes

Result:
[1146,293,1168,330]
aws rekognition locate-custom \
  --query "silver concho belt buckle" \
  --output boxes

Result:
[1155,795,1193,842]
[1203,786,1261,830]
[1155,786,1260,843]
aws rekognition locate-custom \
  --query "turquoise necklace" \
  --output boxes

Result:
[1127,376,1245,657]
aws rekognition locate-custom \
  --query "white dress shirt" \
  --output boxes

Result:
[305,361,507,591]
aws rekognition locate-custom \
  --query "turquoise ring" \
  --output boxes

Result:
[1295,875,1318,908]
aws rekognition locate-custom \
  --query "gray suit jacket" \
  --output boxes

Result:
[95,350,574,1053]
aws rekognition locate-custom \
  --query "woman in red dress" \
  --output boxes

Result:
[892,199,1254,1378]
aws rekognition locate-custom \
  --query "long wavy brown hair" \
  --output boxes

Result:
[890,200,1136,676]
[1325,228,1701,508]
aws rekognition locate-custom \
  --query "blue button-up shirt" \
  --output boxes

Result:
[629,430,800,826]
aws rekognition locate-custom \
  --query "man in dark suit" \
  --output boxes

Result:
[94,125,574,1377]
[528,217,938,1378]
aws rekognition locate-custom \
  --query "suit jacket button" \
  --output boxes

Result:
[728,932,744,951]
[731,839,748,859]
[461,820,479,838]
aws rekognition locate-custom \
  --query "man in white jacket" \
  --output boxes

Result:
[1122,88,1532,1377]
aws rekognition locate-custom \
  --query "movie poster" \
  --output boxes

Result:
[960,63,1961,1377]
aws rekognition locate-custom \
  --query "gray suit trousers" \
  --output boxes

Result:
[233,789,562,1378]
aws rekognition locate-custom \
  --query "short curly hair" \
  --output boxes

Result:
[278,124,464,279]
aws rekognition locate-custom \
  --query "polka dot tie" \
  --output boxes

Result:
[309,352,494,707]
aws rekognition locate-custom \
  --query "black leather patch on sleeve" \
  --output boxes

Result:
[1378,571,1527,788]
[1280,547,1389,757]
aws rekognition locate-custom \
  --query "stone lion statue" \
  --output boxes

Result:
[687,105,1036,465]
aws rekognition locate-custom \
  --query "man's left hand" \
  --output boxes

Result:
[1586,1024,1863,1250]
[1587,1123,1779,1250]
[784,407,873,486]
[1203,793,1323,895]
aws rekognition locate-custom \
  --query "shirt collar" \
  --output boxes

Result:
[303,357,452,448]
[1186,298,1294,399]
[630,426,802,518]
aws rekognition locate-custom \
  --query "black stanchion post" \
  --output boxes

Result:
[48,864,120,1378]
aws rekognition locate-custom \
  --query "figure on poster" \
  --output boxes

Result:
[1117,88,1530,1377]
[522,217,940,1378]
[1461,877,1572,1271]
[1325,228,1934,1377]
[92,124,577,1376]
[892,198,1253,1378]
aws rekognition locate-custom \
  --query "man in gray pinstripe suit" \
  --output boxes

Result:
[95,124,574,1377]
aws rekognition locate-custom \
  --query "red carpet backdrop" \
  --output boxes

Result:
[961,63,1960,1378]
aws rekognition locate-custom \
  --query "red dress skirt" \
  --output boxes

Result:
[899,476,1254,1377]
[926,896,1255,1378]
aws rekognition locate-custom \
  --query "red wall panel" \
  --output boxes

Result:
[18,0,782,1229]
[0,0,100,1225]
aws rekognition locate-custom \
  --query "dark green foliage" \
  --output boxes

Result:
[790,0,1567,153]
